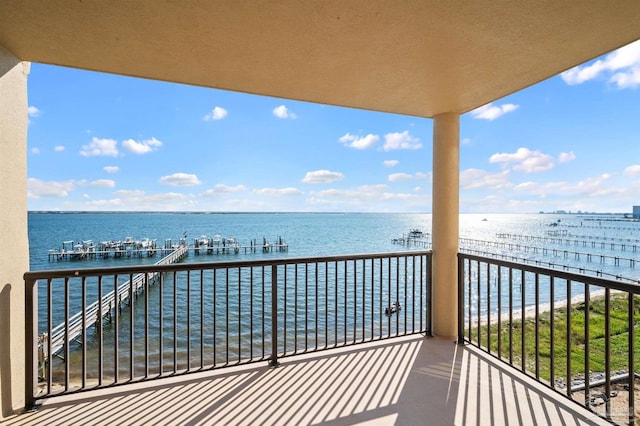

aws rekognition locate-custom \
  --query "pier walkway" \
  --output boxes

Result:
[40,246,189,362]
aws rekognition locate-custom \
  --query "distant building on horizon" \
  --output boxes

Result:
[633,206,640,218]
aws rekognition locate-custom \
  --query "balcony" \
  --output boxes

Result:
[4,3,640,424]
[10,251,637,425]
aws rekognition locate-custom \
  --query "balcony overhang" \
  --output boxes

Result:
[2,1,640,118]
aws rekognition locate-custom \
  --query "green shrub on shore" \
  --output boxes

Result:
[471,293,640,382]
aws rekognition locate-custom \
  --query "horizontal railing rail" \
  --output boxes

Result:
[25,250,432,407]
[458,253,639,425]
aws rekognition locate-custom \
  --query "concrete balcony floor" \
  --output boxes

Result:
[6,335,608,426]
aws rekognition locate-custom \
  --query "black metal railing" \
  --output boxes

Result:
[25,250,431,407]
[458,253,639,425]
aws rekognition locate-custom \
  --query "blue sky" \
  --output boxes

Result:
[26,39,640,213]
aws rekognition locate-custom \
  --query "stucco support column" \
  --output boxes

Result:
[0,46,30,418]
[432,112,459,338]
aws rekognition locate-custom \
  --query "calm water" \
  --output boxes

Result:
[31,211,640,269]
[27,212,640,383]
[30,212,435,381]
[28,212,640,314]
[29,212,427,270]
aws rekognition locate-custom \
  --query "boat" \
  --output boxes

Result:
[67,240,94,260]
[385,301,401,316]
[223,237,240,253]
[408,229,424,238]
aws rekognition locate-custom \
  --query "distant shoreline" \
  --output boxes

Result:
[28,211,378,215]
[28,210,630,215]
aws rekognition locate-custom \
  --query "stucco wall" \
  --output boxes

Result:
[0,45,30,418]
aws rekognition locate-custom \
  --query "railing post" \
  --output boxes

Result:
[628,292,635,425]
[269,264,279,367]
[456,254,465,344]
[426,252,433,336]
[24,276,37,410]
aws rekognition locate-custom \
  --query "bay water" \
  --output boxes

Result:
[29,211,640,327]
[27,212,640,384]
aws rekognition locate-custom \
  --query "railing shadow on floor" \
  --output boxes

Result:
[8,335,607,426]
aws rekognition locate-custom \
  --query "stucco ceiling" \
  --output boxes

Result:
[2,1,640,118]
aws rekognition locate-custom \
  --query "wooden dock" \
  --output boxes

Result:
[48,236,288,261]
[39,245,189,362]
[193,236,289,255]
[391,232,432,249]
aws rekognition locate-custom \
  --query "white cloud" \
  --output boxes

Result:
[462,138,472,145]
[489,147,554,173]
[307,184,428,210]
[383,131,422,151]
[513,174,617,198]
[558,151,576,163]
[302,170,344,184]
[110,189,192,205]
[310,186,385,200]
[122,137,163,154]
[470,103,519,120]
[460,169,512,190]
[54,146,65,152]
[253,187,303,196]
[201,184,248,196]
[204,106,228,121]
[512,181,539,192]
[76,179,116,188]
[79,191,194,211]
[357,184,390,193]
[104,166,119,173]
[87,179,115,188]
[28,106,41,117]
[624,165,640,177]
[159,173,202,186]
[273,105,297,119]
[610,67,640,89]
[389,173,413,182]
[87,191,191,211]
[574,174,617,196]
[114,189,146,197]
[383,160,399,167]
[339,133,380,150]
[561,62,606,85]
[561,39,640,89]
[31,147,40,154]
[144,192,189,202]
[82,198,124,208]
[27,178,74,198]
[388,172,427,182]
[80,137,119,157]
